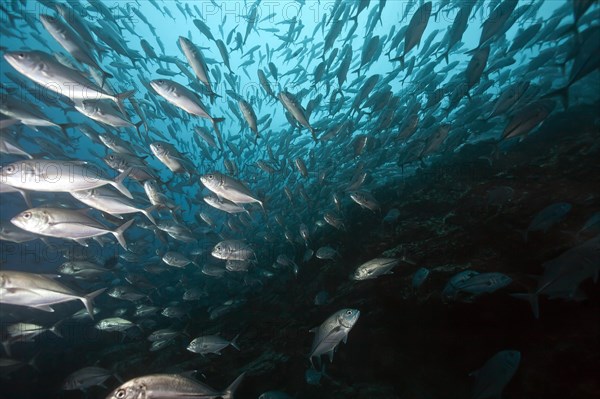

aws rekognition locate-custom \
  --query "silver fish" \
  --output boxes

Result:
[63,366,117,391]
[0,270,104,317]
[11,207,134,249]
[0,159,133,199]
[71,187,157,224]
[3,50,134,107]
[212,240,255,261]
[352,258,399,280]
[187,334,240,355]
[309,309,360,365]
[105,373,245,399]
[201,171,264,210]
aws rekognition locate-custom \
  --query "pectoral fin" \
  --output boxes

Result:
[32,304,55,312]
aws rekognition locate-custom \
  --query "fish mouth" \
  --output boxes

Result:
[3,53,18,66]
[9,216,25,229]
[149,81,160,92]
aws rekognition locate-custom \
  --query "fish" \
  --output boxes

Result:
[204,194,249,214]
[3,51,134,109]
[71,187,156,224]
[2,322,63,356]
[63,366,120,391]
[279,90,318,142]
[412,267,430,288]
[162,251,196,268]
[187,334,240,355]
[212,240,255,261]
[452,272,513,299]
[0,97,74,138]
[0,159,133,199]
[438,3,473,63]
[511,235,600,318]
[150,141,195,175]
[526,202,572,240]
[95,317,137,333]
[309,308,360,365]
[238,99,260,142]
[0,270,104,317]
[39,14,112,85]
[200,171,264,210]
[178,36,219,103]
[11,207,134,249]
[392,1,432,67]
[150,79,224,132]
[58,261,112,280]
[258,391,294,399]
[75,100,141,133]
[471,350,521,399]
[106,372,245,399]
[502,100,556,140]
[352,258,399,280]
[349,191,380,212]
[315,246,339,260]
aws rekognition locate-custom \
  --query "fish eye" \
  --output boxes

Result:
[208,174,214,179]
[346,310,353,315]
[115,389,126,398]
[5,165,14,173]
[17,53,25,58]
[23,212,32,219]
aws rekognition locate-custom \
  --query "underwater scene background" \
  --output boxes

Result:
[0,0,599,398]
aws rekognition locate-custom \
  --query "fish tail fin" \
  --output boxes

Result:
[49,320,64,338]
[209,91,222,103]
[391,55,405,69]
[464,46,478,56]
[222,372,245,399]
[81,288,106,320]
[27,352,41,372]
[110,167,133,199]
[510,292,540,319]
[58,122,77,139]
[211,117,225,135]
[112,219,134,250]
[141,204,159,225]
[115,89,136,101]
[19,189,33,207]
[437,50,449,64]
[2,340,11,357]
[134,120,144,140]
[230,333,241,351]
[113,372,124,383]
[100,70,113,88]
[309,127,319,142]
[114,89,136,115]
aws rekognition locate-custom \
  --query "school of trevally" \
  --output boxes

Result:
[0,0,599,398]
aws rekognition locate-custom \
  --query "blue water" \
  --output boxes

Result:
[1,1,600,398]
